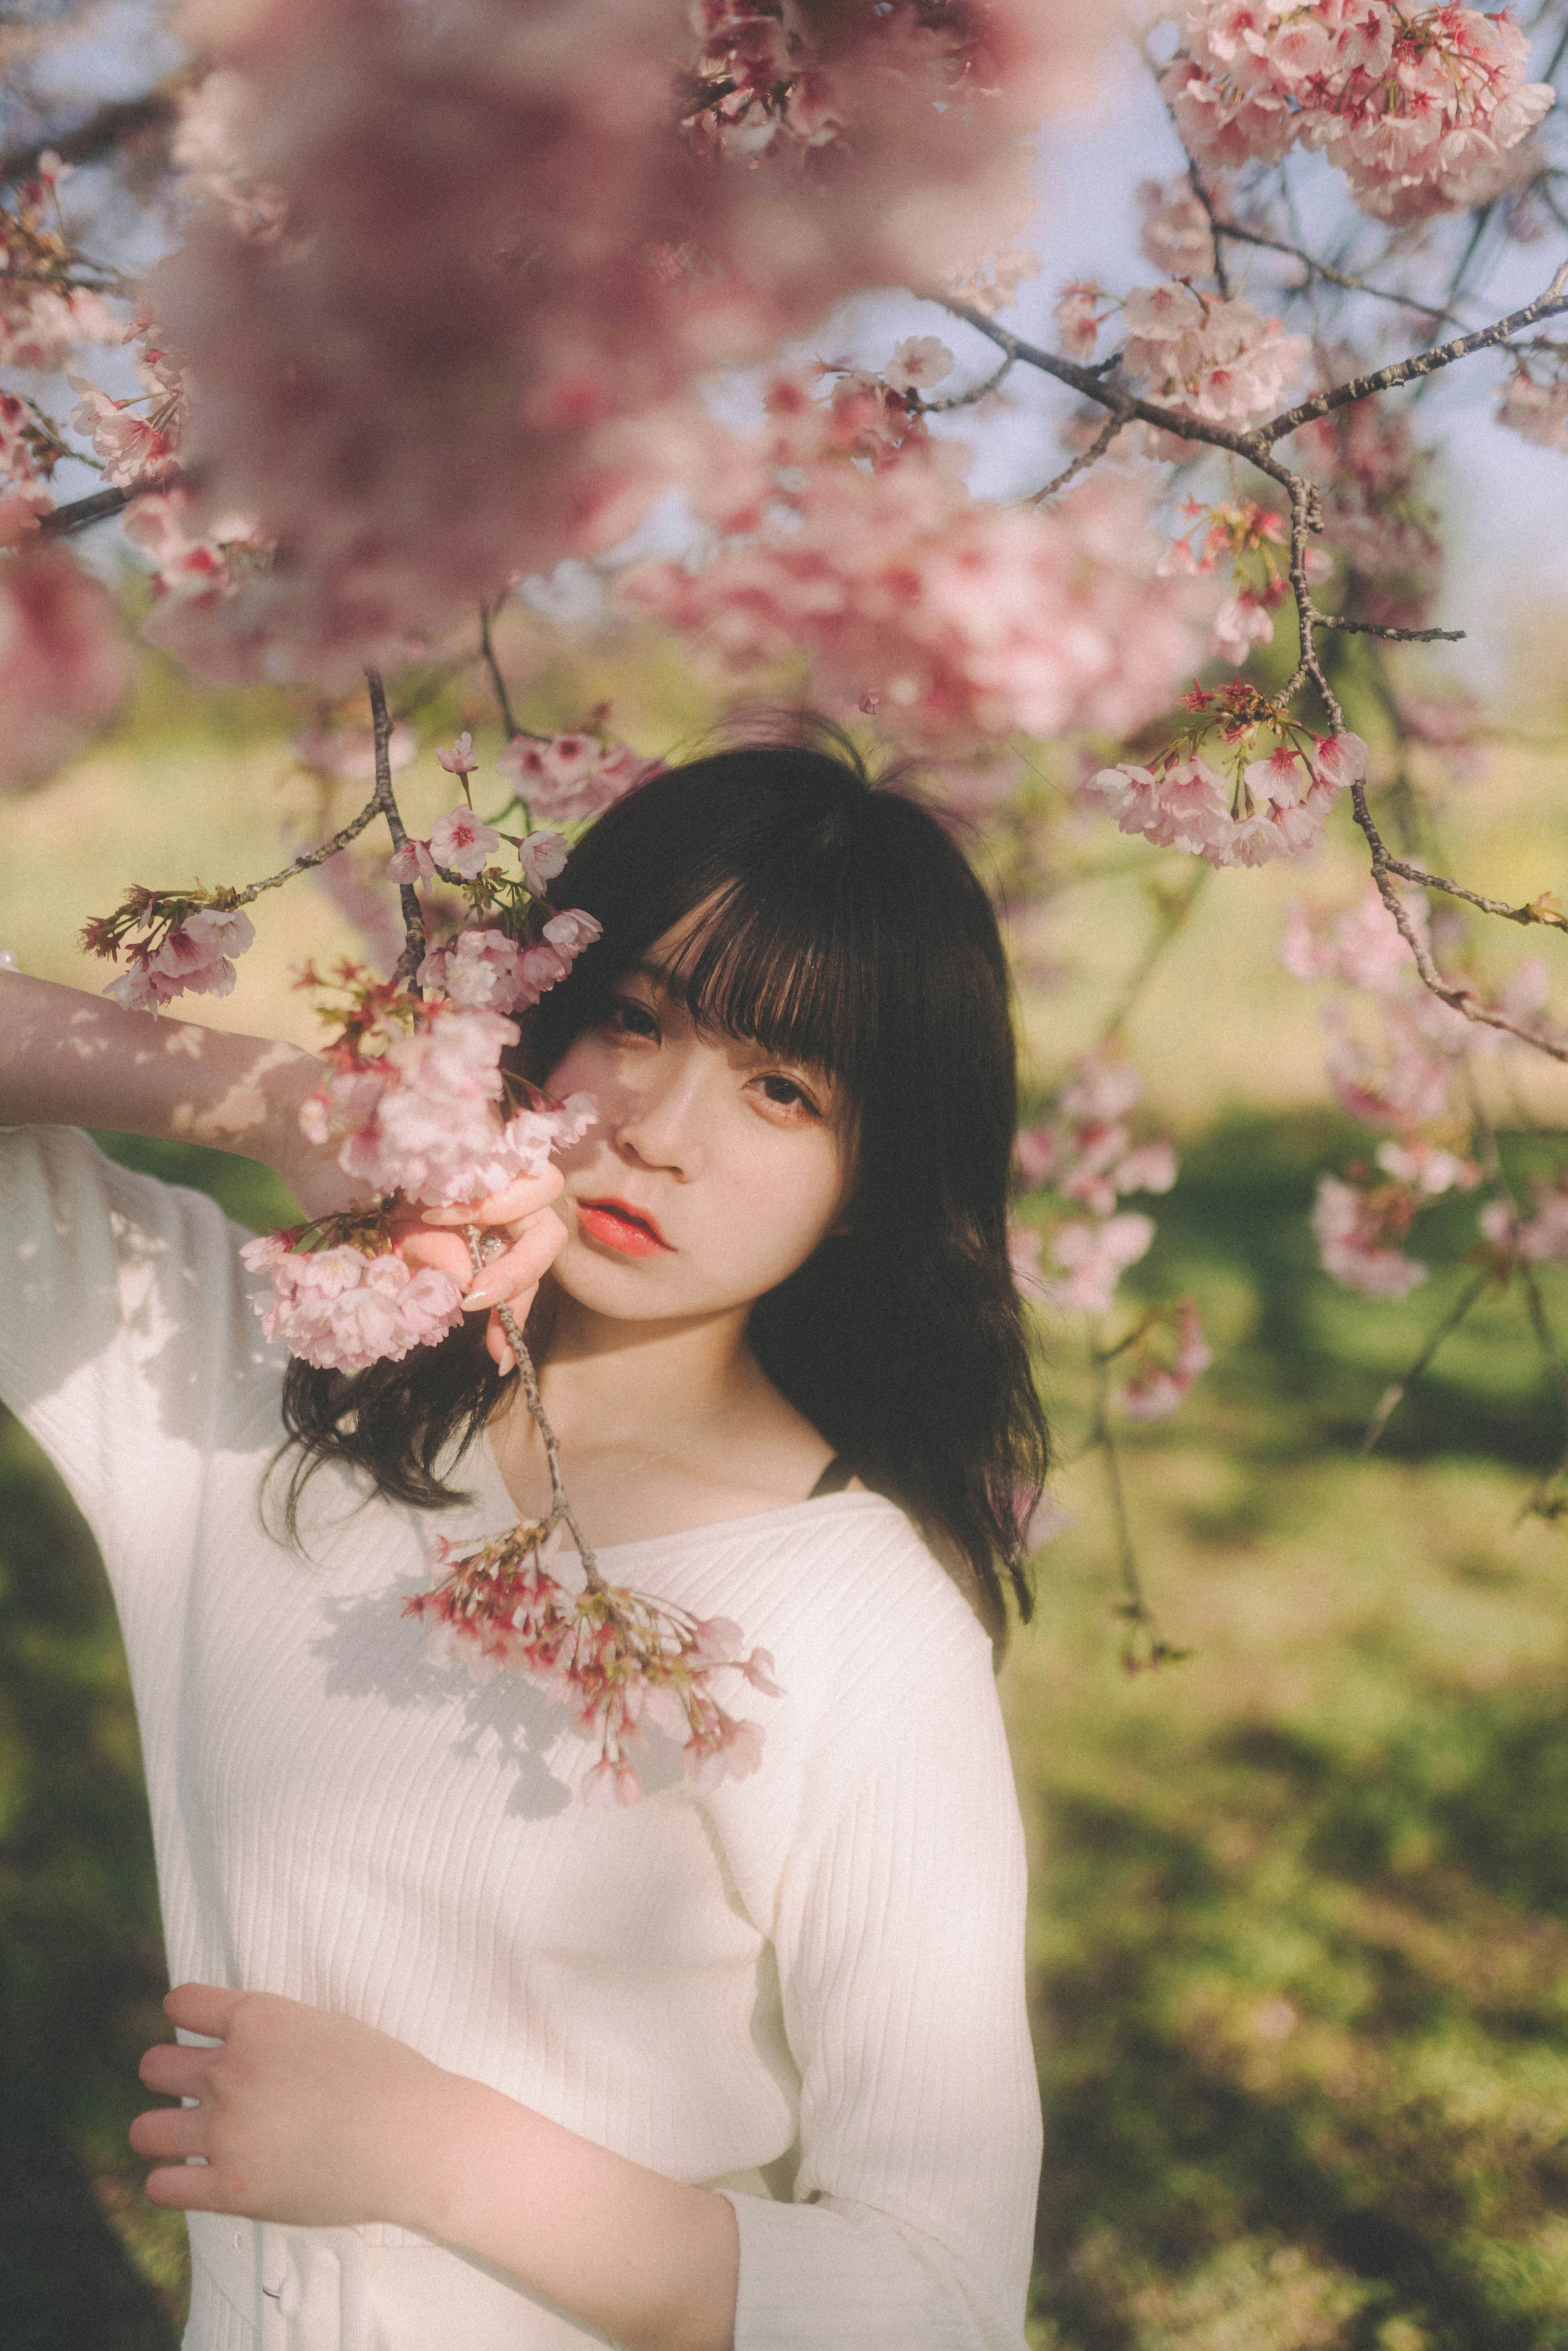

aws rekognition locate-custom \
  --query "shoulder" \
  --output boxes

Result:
[653,1488,1000,1790]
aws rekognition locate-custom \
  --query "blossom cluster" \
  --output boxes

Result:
[1160,0,1554,224]
[1157,495,1333,666]
[1281,883,1554,1294]
[0,154,118,372]
[299,994,597,1210]
[405,1521,782,1803]
[621,361,1213,750]
[133,0,1104,677]
[1085,711,1369,870]
[239,1231,466,1371]
[0,547,134,793]
[1497,353,1568,452]
[82,891,256,1011]
[1010,1057,1209,1423]
[1055,279,1308,429]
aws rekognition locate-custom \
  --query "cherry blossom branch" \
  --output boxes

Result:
[1029,412,1127,504]
[0,87,180,189]
[1208,218,1466,324]
[230,794,385,905]
[918,352,1015,413]
[1314,614,1466,643]
[1349,780,1568,1059]
[479,601,521,740]
[365,669,425,985]
[1183,163,1232,300]
[1089,1355,1187,1673]
[1258,261,1568,444]
[38,483,137,536]
[467,1231,603,1588]
[1361,1266,1492,1453]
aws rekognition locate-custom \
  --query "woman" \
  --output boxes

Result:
[0,730,1047,2351]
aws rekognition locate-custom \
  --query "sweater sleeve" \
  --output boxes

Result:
[719,1626,1042,2349]
[0,1123,280,1548]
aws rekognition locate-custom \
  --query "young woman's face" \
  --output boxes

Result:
[539,924,855,1326]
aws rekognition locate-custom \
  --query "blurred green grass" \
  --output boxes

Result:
[5,1121,1568,2346]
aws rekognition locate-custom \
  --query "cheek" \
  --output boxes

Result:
[715,1133,847,1286]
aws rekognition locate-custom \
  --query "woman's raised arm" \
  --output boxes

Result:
[0,974,347,1218]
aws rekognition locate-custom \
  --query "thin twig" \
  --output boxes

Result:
[232,794,384,905]
[1349,782,1568,1059]
[1098,869,1210,1046]
[365,669,425,985]
[1361,1266,1493,1454]
[1185,163,1232,300]
[918,353,1015,414]
[1030,412,1127,503]
[1209,218,1465,324]
[1259,261,1568,443]
[466,1230,602,1586]
[1315,614,1466,643]
[479,602,521,740]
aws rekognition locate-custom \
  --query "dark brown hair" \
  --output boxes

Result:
[280,722,1049,1645]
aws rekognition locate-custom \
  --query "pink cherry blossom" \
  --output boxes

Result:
[416,927,525,1012]
[1215,590,1276,664]
[1311,1173,1427,1297]
[143,0,1103,675]
[1497,363,1568,452]
[1136,178,1216,278]
[428,805,500,879]
[0,545,134,793]
[1486,1177,1568,1264]
[435,731,478,776]
[387,838,438,886]
[1054,281,1104,360]
[497,735,661,826]
[519,831,570,893]
[239,1234,466,1370]
[1040,1212,1157,1317]
[885,337,954,395]
[1120,287,1310,429]
[541,909,603,956]
[623,377,1212,754]
[1160,1,1553,224]
[1112,1297,1212,1421]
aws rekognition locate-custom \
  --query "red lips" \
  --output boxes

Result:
[576,1198,671,1257]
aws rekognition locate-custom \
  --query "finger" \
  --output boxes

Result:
[139,2043,213,2097]
[144,2161,236,2213]
[486,1310,515,1376]
[130,2104,207,2162]
[419,1165,565,1228]
[460,1211,568,1312]
[393,1226,474,1286]
[164,1983,238,2038]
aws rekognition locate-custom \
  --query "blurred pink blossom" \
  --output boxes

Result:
[239,1235,465,1370]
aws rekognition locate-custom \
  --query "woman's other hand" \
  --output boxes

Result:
[132,1983,447,2230]
[396,1165,569,1369]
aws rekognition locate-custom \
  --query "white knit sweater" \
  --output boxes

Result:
[0,1127,1041,2351]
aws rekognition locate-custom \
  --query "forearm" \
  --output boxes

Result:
[410,2073,739,2351]
[0,975,344,1217]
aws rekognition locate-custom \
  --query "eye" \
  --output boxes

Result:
[602,995,660,1041]
[751,1071,824,1121]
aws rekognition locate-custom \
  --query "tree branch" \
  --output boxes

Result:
[38,484,136,536]
[1257,261,1568,444]
[1314,614,1466,643]
[0,89,180,190]
[232,794,385,906]
[1210,218,1465,324]
[1029,412,1127,503]
[1349,781,1568,1060]
[479,601,521,740]
[918,352,1015,414]
[365,669,425,986]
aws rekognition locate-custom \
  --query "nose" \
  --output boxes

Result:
[609,1049,708,1179]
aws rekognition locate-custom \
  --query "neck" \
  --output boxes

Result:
[521,1280,764,1446]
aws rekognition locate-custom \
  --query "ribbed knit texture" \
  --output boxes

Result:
[0,1128,1041,2350]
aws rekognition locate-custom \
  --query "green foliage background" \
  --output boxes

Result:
[5,1120,1568,2349]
